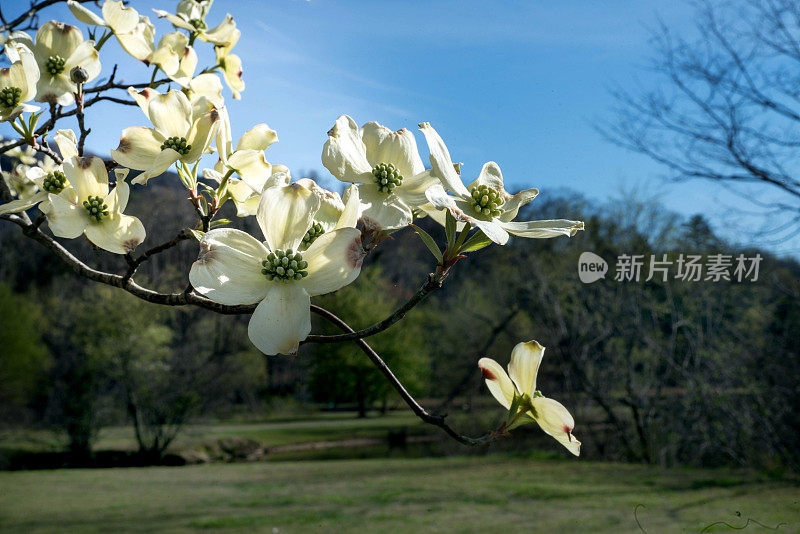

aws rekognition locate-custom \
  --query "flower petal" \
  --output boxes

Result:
[152,9,195,32]
[531,396,581,456]
[188,73,224,109]
[183,107,220,163]
[467,161,507,196]
[0,191,48,215]
[35,74,75,106]
[68,1,108,27]
[248,283,311,356]
[478,357,515,410]
[137,148,180,184]
[334,185,361,230]
[115,18,155,61]
[500,219,585,239]
[189,228,270,305]
[508,340,545,397]
[222,53,244,99]
[295,178,345,233]
[34,21,82,59]
[299,227,364,297]
[418,122,470,197]
[147,89,192,138]
[54,129,78,160]
[360,122,425,179]
[44,193,86,238]
[84,212,145,254]
[498,187,539,222]
[322,115,372,183]
[357,184,412,231]
[236,123,278,152]
[257,181,320,251]
[64,40,101,83]
[111,127,165,172]
[63,156,108,201]
[102,0,140,34]
[227,149,270,187]
[110,179,130,213]
[396,170,439,208]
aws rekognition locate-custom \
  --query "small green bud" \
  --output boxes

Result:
[0,87,22,109]
[160,136,191,155]
[469,184,504,218]
[371,162,404,194]
[262,248,309,282]
[83,195,109,222]
[42,171,68,193]
[45,55,66,76]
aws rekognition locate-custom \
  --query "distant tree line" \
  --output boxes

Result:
[1,176,798,471]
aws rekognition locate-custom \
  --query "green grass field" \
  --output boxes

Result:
[0,456,797,533]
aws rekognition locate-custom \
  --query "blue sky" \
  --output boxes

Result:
[6,0,799,254]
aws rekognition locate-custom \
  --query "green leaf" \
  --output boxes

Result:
[209,219,231,228]
[453,221,472,251]
[188,229,205,241]
[445,209,457,248]
[459,230,493,253]
[410,224,443,263]
[197,196,208,216]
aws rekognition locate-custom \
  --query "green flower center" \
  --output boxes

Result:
[372,162,403,194]
[42,171,68,193]
[261,249,309,283]
[189,18,207,30]
[0,87,22,109]
[46,55,66,76]
[160,136,191,155]
[301,222,325,248]
[83,195,109,222]
[469,184,503,218]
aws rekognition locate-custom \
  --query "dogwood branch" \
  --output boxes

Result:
[309,305,498,446]
[303,256,461,344]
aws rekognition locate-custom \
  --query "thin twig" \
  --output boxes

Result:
[309,305,498,446]
[0,0,96,33]
[303,277,441,344]
[122,229,191,283]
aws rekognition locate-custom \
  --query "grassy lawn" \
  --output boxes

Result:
[0,456,796,533]
[0,412,430,456]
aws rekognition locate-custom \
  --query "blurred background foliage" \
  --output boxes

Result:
[0,172,798,473]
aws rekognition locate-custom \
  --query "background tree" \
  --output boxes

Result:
[605,0,800,241]
[309,268,431,418]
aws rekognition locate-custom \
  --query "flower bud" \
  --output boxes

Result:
[70,66,89,84]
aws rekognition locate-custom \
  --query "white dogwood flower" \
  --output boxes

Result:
[112,88,219,184]
[322,115,438,231]
[419,122,584,245]
[40,156,145,254]
[154,3,239,48]
[189,176,366,355]
[0,129,77,215]
[479,341,581,456]
[31,21,100,106]
[0,42,40,122]
[68,0,156,63]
